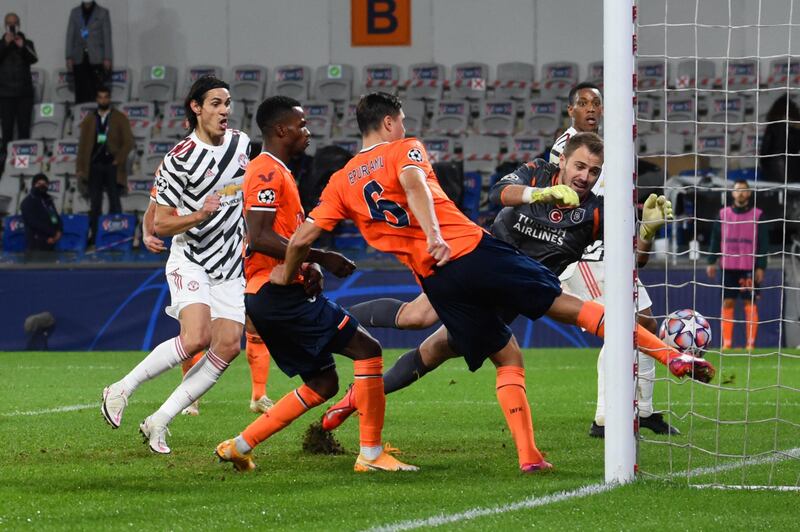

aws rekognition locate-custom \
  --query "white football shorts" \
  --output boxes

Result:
[559,259,653,310]
[164,253,245,324]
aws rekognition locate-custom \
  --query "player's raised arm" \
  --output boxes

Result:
[636,193,673,268]
[154,193,219,236]
[489,161,579,207]
[399,166,451,266]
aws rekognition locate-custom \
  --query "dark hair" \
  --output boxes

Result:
[256,95,302,138]
[183,75,230,130]
[96,85,111,96]
[356,92,403,134]
[733,179,750,188]
[568,82,602,106]
[32,172,48,185]
[563,131,604,160]
[765,94,800,123]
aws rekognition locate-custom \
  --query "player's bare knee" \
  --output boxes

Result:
[344,329,382,360]
[180,330,211,355]
[305,371,339,399]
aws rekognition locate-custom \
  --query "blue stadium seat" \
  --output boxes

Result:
[55,214,89,252]
[95,214,137,253]
[2,215,26,252]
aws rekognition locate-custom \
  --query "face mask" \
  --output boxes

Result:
[34,185,48,195]
[98,102,110,111]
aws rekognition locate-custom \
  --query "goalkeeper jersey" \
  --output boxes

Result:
[489,159,604,276]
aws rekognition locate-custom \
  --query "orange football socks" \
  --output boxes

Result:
[744,303,758,348]
[577,300,677,365]
[245,332,271,400]
[241,384,325,449]
[496,366,543,466]
[353,357,385,448]
[721,306,734,348]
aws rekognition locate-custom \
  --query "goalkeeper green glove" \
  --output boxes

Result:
[525,184,580,207]
[639,193,674,242]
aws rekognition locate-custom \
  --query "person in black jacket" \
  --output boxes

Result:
[20,173,62,253]
[760,94,800,240]
[0,12,38,153]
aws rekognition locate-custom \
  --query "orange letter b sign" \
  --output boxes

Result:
[352,0,411,46]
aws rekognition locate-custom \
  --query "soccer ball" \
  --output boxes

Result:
[658,309,712,356]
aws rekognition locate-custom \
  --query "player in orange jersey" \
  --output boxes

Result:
[277,92,715,473]
[215,95,417,473]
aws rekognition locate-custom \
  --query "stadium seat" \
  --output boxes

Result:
[31,103,66,142]
[138,65,178,105]
[271,64,311,100]
[403,98,427,136]
[406,63,446,100]
[140,138,174,179]
[50,138,80,178]
[521,98,562,136]
[637,96,657,135]
[230,64,267,104]
[182,65,224,96]
[1,215,25,252]
[674,59,717,89]
[700,94,745,134]
[314,64,354,102]
[449,62,489,100]
[725,59,759,90]
[30,67,46,103]
[52,68,74,103]
[637,60,669,93]
[462,134,501,173]
[160,100,187,139]
[109,68,133,103]
[362,63,402,94]
[476,99,516,137]
[337,100,360,137]
[120,101,156,152]
[422,136,456,163]
[429,99,470,136]
[303,100,335,138]
[248,113,263,144]
[95,213,137,253]
[227,100,247,131]
[2,140,45,214]
[55,214,89,252]
[587,61,604,91]
[326,137,360,155]
[493,62,535,101]
[121,177,153,214]
[639,131,686,155]
[539,62,579,99]
[664,92,697,136]
[503,134,549,163]
[69,102,97,137]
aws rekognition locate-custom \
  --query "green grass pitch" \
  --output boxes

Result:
[1,348,798,530]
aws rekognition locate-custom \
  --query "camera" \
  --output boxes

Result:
[8,24,17,35]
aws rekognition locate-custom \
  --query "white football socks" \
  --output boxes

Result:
[120,337,191,396]
[360,445,383,461]
[637,351,656,418]
[151,349,230,426]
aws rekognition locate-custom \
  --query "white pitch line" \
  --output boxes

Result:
[366,447,800,532]
[1,403,97,417]
[364,483,615,532]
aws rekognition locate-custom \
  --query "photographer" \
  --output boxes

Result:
[0,12,38,153]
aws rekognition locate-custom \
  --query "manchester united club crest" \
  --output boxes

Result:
[257,189,275,204]
[187,280,200,291]
[549,209,564,223]
[239,153,249,169]
[407,148,423,162]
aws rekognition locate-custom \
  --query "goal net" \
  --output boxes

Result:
[630,0,800,489]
